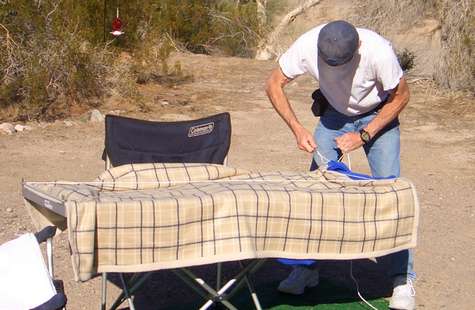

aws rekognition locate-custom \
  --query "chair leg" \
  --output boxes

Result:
[41,229,67,310]
[216,262,222,290]
[46,236,67,310]
[101,273,107,310]
[46,237,54,278]
[240,262,262,310]
[108,273,152,310]
[226,260,266,309]
[200,279,238,310]
[118,274,136,310]
[176,268,239,310]
[173,260,265,310]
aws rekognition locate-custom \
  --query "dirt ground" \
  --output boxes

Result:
[1,53,474,309]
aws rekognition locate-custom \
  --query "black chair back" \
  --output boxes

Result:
[103,113,231,167]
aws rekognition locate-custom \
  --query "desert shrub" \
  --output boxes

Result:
[434,0,474,92]
[0,0,267,121]
[151,0,262,57]
[207,2,262,57]
[353,0,436,33]
[397,49,416,72]
[353,0,474,92]
[127,33,193,88]
[0,0,109,121]
[98,0,262,56]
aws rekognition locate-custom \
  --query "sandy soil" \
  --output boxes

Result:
[1,53,474,309]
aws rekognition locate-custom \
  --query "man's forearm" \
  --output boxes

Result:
[364,77,410,138]
[265,69,302,134]
[266,84,300,132]
[265,67,316,153]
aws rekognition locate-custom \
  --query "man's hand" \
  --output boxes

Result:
[265,68,316,153]
[294,126,317,153]
[364,77,410,138]
[335,132,363,153]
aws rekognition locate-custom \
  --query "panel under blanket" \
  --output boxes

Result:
[24,163,419,281]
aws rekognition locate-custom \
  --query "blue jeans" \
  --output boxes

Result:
[311,106,416,281]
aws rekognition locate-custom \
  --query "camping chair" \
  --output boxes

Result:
[101,113,264,310]
[0,226,67,310]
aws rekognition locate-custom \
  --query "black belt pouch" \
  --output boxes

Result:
[311,89,329,117]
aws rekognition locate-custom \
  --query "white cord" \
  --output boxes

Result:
[346,153,352,170]
[349,261,379,310]
[315,150,331,165]
[318,150,352,171]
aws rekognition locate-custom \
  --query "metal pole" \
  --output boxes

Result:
[217,262,222,290]
[121,274,136,310]
[101,273,107,310]
[46,238,54,278]
[103,0,107,42]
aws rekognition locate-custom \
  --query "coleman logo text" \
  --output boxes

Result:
[188,122,214,137]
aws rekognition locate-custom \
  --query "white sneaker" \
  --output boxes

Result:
[389,277,416,310]
[277,266,319,295]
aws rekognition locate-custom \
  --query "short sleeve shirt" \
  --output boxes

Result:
[278,25,403,116]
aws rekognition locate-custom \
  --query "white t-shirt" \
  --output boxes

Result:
[279,25,403,116]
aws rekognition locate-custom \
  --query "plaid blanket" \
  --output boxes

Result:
[24,163,419,281]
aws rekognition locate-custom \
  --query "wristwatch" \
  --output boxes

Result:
[359,129,371,144]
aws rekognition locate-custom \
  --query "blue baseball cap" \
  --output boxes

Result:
[318,20,359,66]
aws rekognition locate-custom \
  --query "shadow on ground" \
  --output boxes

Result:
[108,259,393,309]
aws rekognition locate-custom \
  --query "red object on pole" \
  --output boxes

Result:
[110,7,124,37]
[112,17,122,32]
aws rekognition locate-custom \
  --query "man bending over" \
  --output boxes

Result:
[265,20,416,310]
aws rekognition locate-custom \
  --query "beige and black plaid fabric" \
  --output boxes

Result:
[25,163,419,281]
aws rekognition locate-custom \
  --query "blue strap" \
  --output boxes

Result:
[277,258,316,266]
[327,160,396,180]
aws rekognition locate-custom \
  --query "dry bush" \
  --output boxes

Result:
[153,1,262,57]
[132,34,192,86]
[105,34,193,113]
[0,1,110,121]
[352,0,435,33]
[353,0,474,93]
[397,49,416,72]
[434,0,474,92]
[0,28,109,121]
[105,52,141,101]
[1,1,265,121]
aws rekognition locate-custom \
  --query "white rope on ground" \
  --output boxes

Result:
[350,261,379,310]
[344,153,379,309]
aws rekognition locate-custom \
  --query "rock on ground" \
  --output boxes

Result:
[89,109,105,122]
[14,124,32,132]
[0,123,15,135]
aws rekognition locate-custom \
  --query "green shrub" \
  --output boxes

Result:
[0,0,109,121]
[397,49,416,72]
[0,0,266,121]
[151,0,261,57]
